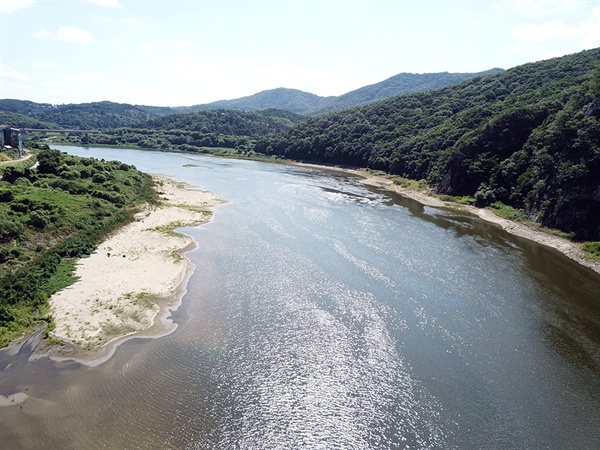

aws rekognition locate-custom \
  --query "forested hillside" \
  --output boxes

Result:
[0,149,156,344]
[256,49,600,241]
[0,69,503,129]
[0,112,59,130]
[192,88,333,114]
[70,109,306,154]
[0,100,180,130]
[305,69,504,115]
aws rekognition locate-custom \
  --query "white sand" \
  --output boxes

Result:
[48,176,224,353]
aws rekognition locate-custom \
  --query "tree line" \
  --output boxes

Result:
[255,49,600,241]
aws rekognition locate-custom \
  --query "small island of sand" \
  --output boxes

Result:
[46,176,225,362]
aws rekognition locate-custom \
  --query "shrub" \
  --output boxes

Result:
[1,167,26,183]
[0,190,14,202]
[581,242,600,258]
[474,184,496,207]
[0,218,25,243]
[9,201,29,213]
[491,202,527,220]
[28,210,53,229]
[92,172,109,183]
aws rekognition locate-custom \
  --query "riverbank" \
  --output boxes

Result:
[39,176,225,365]
[360,174,600,275]
[292,162,600,275]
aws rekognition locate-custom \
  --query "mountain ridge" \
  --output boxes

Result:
[0,68,504,128]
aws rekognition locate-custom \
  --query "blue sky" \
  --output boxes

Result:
[1,0,599,106]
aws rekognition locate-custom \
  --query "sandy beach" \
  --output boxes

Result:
[44,176,225,363]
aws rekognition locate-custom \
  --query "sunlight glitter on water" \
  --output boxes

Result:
[2,147,598,449]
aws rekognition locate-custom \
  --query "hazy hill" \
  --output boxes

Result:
[190,88,334,114]
[190,70,504,115]
[305,69,504,115]
[0,100,179,130]
[0,69,504,128]
[256,49,600,241]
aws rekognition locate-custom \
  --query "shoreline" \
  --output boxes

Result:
[15,158,599,366]
[36,175,225,366]
[361,175,600,275]
[292,162,600,276]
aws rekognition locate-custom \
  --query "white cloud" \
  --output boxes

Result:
[579,6,600,49]
[72,71,100,84]
[0,63,28,80]
[508,4,600,53]
[107,39,125,48]
[501,0,586,18]
[169,38,195,49]
[91,13,110,23]
[33,28,52,39]
[0,0,35,13]
[511,20,578,42]
[33,62,58,70]
[57,26,95,44]
[120,18,141,25]
[34,26,95,44]
[87,0,123,8]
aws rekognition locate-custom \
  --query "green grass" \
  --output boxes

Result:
[581,242,600,259]
[390,176,417,188]
[41,259,79,295]
[490,201,527,221]
[439,194,475,205]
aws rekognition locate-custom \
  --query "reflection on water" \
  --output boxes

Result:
[1,147,599,449]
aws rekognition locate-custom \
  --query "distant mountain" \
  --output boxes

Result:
[189,69,504,116]
[0,69,505,128]
[0,100,179,130]
[305,69,504,115]
[190,88,334,114]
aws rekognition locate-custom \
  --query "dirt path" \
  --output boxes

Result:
[0,152,34,167]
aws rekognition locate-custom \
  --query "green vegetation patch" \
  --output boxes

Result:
[581,242,600,259]
[490,202,527,221]
[0,148,157,347]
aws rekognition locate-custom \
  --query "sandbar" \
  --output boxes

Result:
[43,176,225,364]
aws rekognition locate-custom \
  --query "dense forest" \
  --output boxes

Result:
[65,109,306,154]
[0,99,182,129]
[256,49,600,241]
[0,149,156,345]
[305,69,504,115]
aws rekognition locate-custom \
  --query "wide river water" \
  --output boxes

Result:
[1,146,599,449]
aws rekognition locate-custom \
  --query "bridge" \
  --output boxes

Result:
[1,125,99,156]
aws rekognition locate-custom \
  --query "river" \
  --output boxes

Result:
[1,146,599,449]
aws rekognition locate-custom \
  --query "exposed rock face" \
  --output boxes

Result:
[584,97,600,118]
[541,191,600,241]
